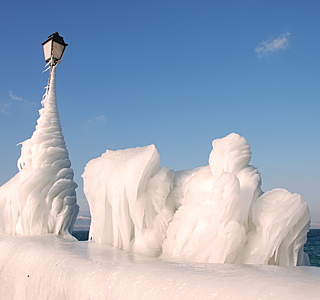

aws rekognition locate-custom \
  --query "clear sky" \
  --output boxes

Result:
[1,1,319,222]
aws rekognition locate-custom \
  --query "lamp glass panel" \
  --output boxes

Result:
[43,40,52,62]
[52,42,65,61]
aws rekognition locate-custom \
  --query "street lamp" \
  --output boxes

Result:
[42,32,68,66]
[42,32,68,95]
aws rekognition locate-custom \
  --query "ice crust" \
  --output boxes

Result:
[0,67,78,237]
[1,235,319,300]
[83,133,310,266]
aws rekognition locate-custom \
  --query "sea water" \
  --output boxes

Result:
[73,229,320,267]
[305,229,320,267]
[72,230,89,241]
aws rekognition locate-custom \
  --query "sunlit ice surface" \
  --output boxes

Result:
[0,235,320,300]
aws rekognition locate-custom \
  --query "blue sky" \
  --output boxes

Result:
[1,1,319,222]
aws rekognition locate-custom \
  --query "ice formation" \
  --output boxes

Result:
[0,66,78,237]
[83,133,310,266]
[83,145,174,256]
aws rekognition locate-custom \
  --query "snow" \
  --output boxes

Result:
[83,133,310,266]
[0,66,78,237]
[1,235,320,300]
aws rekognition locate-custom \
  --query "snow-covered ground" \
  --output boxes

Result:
[1,235,320,300]
[310,222,320,229]
[73,214,91,231]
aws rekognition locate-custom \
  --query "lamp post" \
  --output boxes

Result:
[42,32,68,94]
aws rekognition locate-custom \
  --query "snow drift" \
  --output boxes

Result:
[83,133,310,266]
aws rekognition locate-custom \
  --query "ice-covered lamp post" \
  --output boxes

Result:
[0,32,78,237]
[42,32,68,91]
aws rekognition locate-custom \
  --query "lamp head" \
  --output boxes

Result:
[42,32,68,66]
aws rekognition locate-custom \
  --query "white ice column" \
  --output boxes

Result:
[0,66,78,237]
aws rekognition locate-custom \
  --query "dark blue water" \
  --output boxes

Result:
[72,230,89,241]
[305,229,320,267]
[72,229,320,267]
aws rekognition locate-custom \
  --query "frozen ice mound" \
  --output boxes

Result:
[83,133,310,266]
[0,67,78,237]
